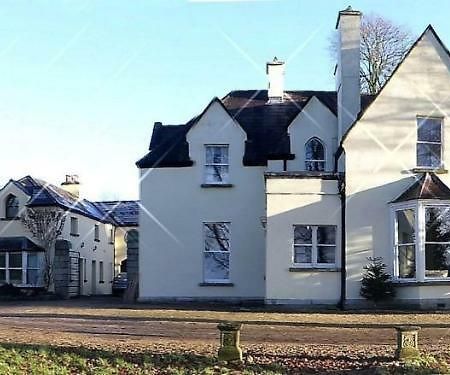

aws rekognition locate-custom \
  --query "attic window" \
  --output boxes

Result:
[5,195,19,219]
[417,117,443,169]
[204,145,229,184]
[305,138,325,172]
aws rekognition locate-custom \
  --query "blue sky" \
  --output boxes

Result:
[1,0,449,200]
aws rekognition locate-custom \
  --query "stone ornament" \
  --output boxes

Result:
[395,326,421,360]
[217,321,243,362]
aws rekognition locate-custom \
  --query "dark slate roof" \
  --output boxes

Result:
[0,236,43,252]
[91,201,139,227]
[13,176,114,224]
[392,173,450,203]
[137,90,375,168]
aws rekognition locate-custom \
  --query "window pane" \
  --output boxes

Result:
[425,244,450,278]
[425,207,450,242]
[294,226,312,244]
[0,270,5,282]
[317,226,336,245]
[205,223,230,252]
[305,139,325,160]
[0,254,5,268]
[398,245,415,278]
[204,252,229,281]
[294,245,312,263]
[206,146,228,164]
[27,253,39,269]
[205,166,229,183]
[305,161,325,172]
[9,253,22,268]
[417,143,441,168]
[27,269,39,285]
[318,246,335,264]
[397,209,415,244]
[9,269,22,284]
[418,118,441,142]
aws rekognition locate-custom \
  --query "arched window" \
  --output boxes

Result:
[5,195,19,219]
[305,138,325,171]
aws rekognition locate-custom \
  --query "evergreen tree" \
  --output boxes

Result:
[360,257,396,303]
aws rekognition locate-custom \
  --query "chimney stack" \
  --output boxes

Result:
[335,6,361,141]
[61,174,81,198]
[266,57,285,103]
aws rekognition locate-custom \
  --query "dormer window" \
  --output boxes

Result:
[305,138,325,172]
[417,117,443,169]
[5,195,19,219]
[204,145,229,184]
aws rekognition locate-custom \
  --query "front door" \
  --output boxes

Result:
[91,260,96,295]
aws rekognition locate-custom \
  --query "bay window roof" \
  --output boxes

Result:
[392,173,450,203]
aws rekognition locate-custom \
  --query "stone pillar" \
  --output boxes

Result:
[53,240,72,299]
[395,326,420,360]
[217,322,243,362]
[123,230,139,303]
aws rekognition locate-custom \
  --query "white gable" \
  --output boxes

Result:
[287,96,337,172]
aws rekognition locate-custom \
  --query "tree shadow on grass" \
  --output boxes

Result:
[0,342,287,374]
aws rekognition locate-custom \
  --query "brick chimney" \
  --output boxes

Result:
[266,57,285,103]
[61,174,80,198]
[335,6,361,141]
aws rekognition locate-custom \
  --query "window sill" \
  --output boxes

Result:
[199,282,234,287]
[0,217,20,221]
[411,168,448,174]
[70,233,80,237]
[201,184,233,188]
[393,280,450,287]
[289,267,341,272]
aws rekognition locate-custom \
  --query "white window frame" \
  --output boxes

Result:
[416,116,444,170]
[305,137,326,172]
[391,200,450,282]
[203,222,231,283]
[204,145,230,184]
[292,225,337,268]
[0,251,43,287]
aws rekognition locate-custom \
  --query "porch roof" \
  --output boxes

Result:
[0,237,44,252]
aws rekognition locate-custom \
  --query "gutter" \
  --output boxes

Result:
[338,173,346,310]
[335,145,346,310]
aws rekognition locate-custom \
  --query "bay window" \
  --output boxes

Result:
[393,202,450,281]
[0,252,42,286]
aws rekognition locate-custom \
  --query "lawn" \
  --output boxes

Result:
[0,342,449,375]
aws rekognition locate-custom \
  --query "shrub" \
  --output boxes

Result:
[0,283,23,297]
[360,257,396,303]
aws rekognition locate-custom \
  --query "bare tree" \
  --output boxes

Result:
[330,14,414,95]
[21,207,66,290]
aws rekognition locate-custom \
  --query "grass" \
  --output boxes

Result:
[0,343,285,375]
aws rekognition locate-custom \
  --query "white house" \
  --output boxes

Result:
[137,7,450,308]
[0,175,138,296]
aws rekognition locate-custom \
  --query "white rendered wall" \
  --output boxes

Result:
[287,96,338,172]
[139,100,266,301]
[265,177,341,304]
[343,30,450,303]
